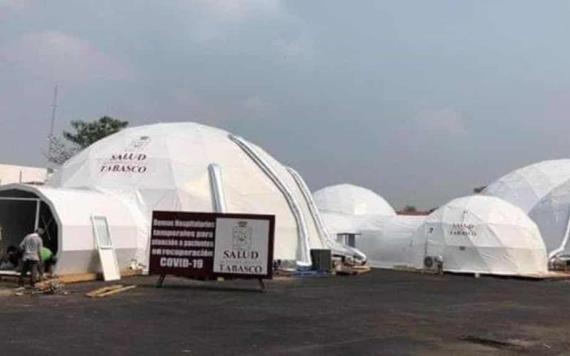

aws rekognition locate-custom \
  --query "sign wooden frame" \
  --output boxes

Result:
[149,211,275,288]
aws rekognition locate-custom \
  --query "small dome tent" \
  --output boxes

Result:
[313,184,395,251]
[357,215,426,269]
[410,196,548,276]
[483,159,570,213]
[0,123,361,275]
[313,184,396,216]
[529,180,570,258]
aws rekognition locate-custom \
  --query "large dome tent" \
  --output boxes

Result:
[0,122,362,275]
[483,159,570,213]
[529,180,570,258]
[410,196,548,276]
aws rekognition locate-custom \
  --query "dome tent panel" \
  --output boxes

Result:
[483,159,570,213]
[411,196,548,276]
[529,180,570,257]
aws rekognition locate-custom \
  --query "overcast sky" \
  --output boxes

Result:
[1,1,570,209]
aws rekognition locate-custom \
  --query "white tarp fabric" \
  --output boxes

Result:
[44,122,355,269]
[529,180,570,258]
[411,196,548,276]
[320,211,364,237]
[313,184,396,216]
[357,215,425,269]
[483,159,570,213]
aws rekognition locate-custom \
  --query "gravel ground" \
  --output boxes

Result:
[1,269,570,355]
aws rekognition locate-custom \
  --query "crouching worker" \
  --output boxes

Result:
[40,246,57,278]
[18,228,44,287]
[0,246,19,270]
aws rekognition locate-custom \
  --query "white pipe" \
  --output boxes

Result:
[286,167,330,247]
[229,135,312,267]
[208,163,227,213]
[286,167,367,263]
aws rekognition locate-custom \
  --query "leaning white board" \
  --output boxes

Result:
[91,216,121,281]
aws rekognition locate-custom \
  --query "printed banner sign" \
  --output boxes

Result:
[149,211,275,279]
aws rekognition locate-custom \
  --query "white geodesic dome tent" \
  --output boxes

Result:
[410,196,548,276]
[313,184,396,216]
[319,212,362,237]
[483,159,570,213]
[0,122,362,275]
[357,215,425,269]
[529,180,570,258]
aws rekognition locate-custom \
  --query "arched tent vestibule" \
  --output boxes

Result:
[0,188,58,261]
[0,184,143,275]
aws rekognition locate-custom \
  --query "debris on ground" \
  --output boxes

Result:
[86,284,137,298]
[336,265,371,276]
[34,279,67,295]
[460,334,538,351]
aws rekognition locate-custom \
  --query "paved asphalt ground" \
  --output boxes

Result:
[1,270,570,355]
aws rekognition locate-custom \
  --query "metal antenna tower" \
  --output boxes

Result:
[47,85,59,165]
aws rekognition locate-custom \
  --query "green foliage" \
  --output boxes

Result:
[402,205,417,213]
[473,186,487,194]
[47,116,129,165]
[63,116,129,149]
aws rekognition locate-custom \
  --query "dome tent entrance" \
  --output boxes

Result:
[3,122,362,275]
[410,196,548,276]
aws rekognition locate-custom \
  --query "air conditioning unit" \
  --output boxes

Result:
[423,255,443,273]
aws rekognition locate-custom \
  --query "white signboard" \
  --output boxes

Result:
[213,217,271,276]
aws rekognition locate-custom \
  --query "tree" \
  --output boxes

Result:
[47,116,129,165]
[402,205,417,213]
[63,116,129,149]
[473,186,487,194]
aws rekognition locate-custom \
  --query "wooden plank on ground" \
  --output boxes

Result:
[86,284,124,298]
[92,285,137,298]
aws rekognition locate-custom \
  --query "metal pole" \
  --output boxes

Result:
[0,197,41,202]
[34,200,40,230]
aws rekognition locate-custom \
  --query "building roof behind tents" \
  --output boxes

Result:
[0,164,48,185]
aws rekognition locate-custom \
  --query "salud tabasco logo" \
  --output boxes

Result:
[449,223,477,237]
[99,136,151,174]
[218,220,263,274]
[232,221,252,251]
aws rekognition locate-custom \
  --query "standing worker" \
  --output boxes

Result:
[18,228,44,287]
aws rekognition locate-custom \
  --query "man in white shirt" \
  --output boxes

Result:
[18,228,44,287]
